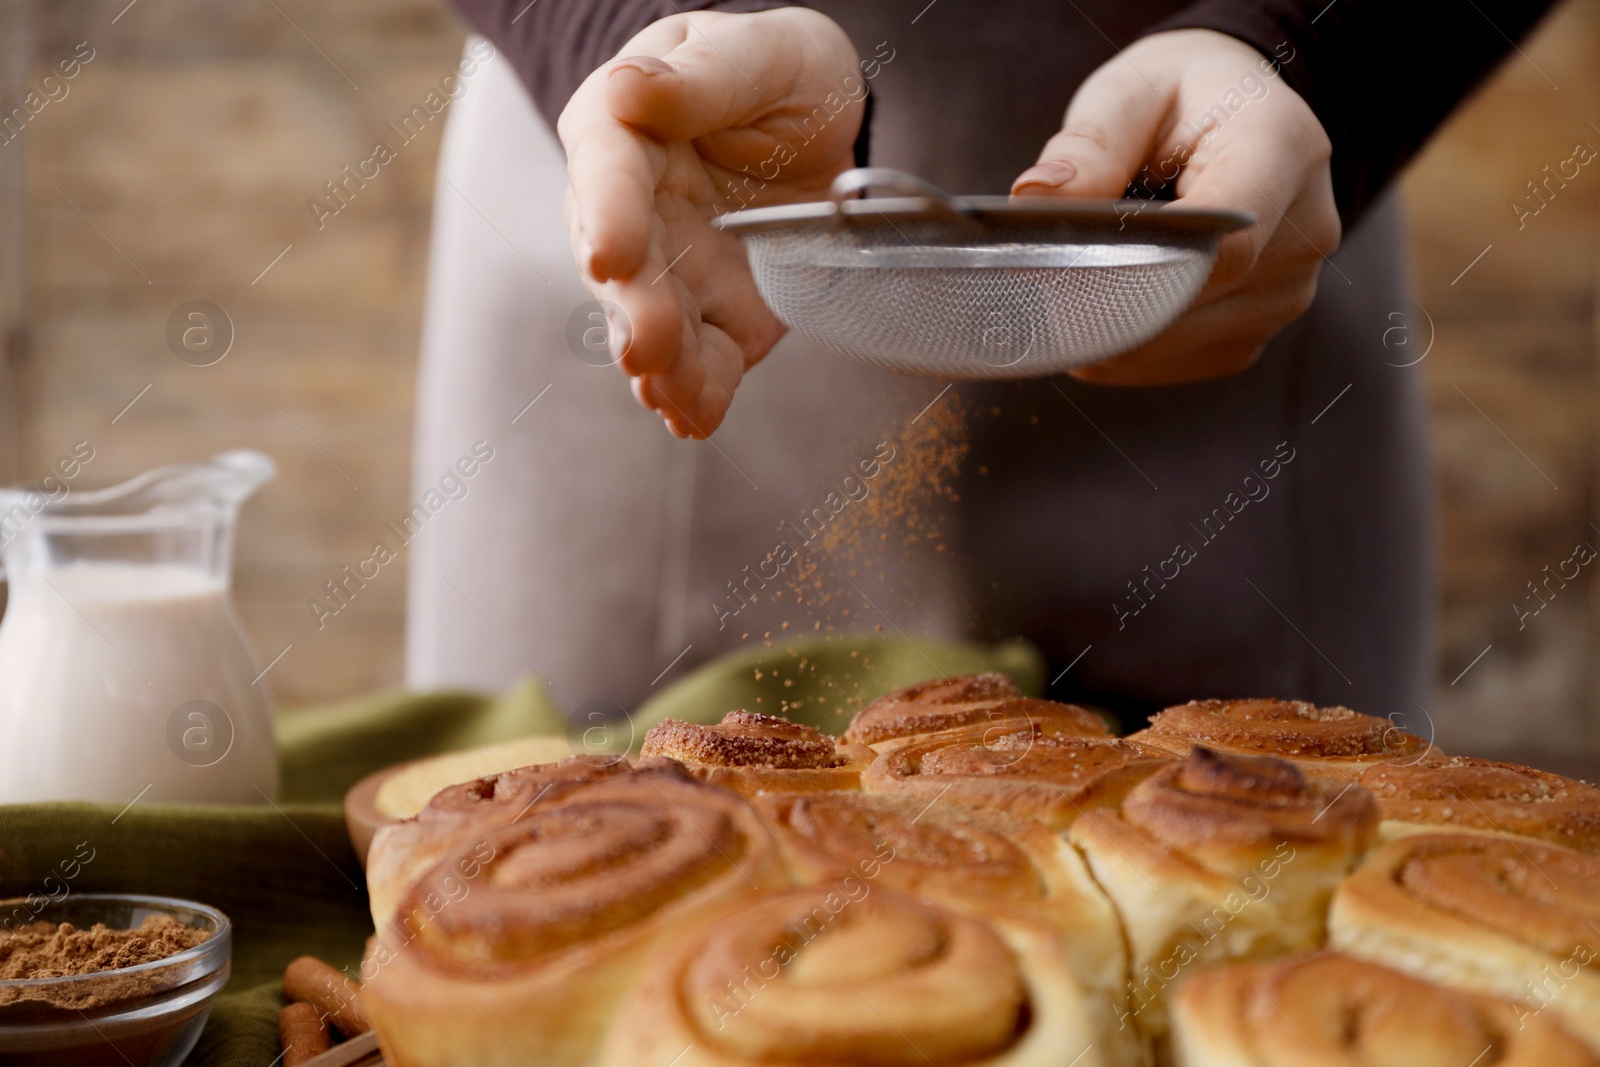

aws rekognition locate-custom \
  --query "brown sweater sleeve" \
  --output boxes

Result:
[447,0,803,131]
[1147,0,1560,224]
[451,0,1558,228]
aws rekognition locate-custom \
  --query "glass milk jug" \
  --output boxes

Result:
[0,451,278,804]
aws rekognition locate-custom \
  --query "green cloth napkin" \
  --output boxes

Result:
[0,635,1041,1066]
[634,634,1043,739]
[275,679,568,804]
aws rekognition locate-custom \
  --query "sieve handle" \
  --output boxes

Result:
[829,168,966,222]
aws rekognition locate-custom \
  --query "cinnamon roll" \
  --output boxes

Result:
[842,673,1109,749]
[861,718,1171,829]
[1329,832,1600,1051]
[1356,754,1600,853]
[753,791,1129,1039]
[863,672,1025,708]
[1130,698,1434,779]
[640,711,874,795]
[366,757,630,941]
[1172,953,1598,1067]
[365,754,634,927]
[361,765,788,1067]
[598,881,1110,1067]
[1069,748,1378,1049]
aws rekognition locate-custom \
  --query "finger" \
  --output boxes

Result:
[677,230,784,358]
[632,232,780,437]
[602,211,779,438]
[651,322,748,437]
[1069,275,1314,385]
[557,15,727,284]
[559,83,664,281]
[599,252,693,378]
[606,13,831,142]
[607,51,788,145]
[626,295,697,433]
[631,375,696,440]
[1013,59,1174,199]
[595,208,751,375]
[1175,111,1335,293]
[1070,336,1266,386]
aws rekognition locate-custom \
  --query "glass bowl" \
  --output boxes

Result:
[0,894,231,1067]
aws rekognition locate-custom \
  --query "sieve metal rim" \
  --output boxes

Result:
[714,182,1253,246]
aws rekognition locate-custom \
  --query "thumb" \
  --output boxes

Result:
[604,14,818,142]
[1013,64,1172,199]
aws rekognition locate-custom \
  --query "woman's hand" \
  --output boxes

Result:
[1013,30,1340,385]
[558,9,863,437]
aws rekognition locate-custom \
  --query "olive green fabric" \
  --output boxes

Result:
[633,634,1044,740]
[0,636,1041,1065]
[275,679,567,804]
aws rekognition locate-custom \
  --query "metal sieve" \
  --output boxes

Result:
[713,168,1254,378]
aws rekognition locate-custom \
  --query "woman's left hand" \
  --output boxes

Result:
[1013,29,1340,385]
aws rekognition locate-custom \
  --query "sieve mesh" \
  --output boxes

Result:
[744,228,1214,377]
[717,169,1251,379]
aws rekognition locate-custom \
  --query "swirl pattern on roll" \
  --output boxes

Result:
[863,673,1023,708]
[755,791,1127,1010]
[862,719,1170,828]
[401,766,779,967]
[1330,832,1600,1050]
[758,791,1051,903]
[1357,755,1600,852]
[598,882,1106,1067]
[365,756,642,930]
[1070,748,1378,1052]
[1119,747,1377,856]
[418,755,631,821]
[1173,953,1599,1067]
[1130,698,1433,777]
[363,763,787,1067]
[843,674,1109,748]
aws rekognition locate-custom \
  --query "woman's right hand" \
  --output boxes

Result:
[557,9,864,438]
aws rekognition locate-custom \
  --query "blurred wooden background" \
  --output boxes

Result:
[0,0,1596,763]
[1403,0,1600,763]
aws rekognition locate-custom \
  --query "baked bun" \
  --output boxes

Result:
[860,672,1025,708]
[1356,754,1600,852]
[1130,698,1434,778]
[597,882,1110,1067]
[346,735,578,863]
[639,710,873,795]
[754,790,1136,1059]
[842,673,1109,749]
[1070,748,1377,1049]
[861,719,1171,829]
[1329,832,1600,1051]
[365,754,633,927]
[1172,952,1598,1067]
[360,676,1595,1067]
[361,764,787,1067]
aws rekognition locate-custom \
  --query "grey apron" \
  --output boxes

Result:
[407,0,1432,729]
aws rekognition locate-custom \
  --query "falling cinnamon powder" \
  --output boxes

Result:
[824,394,969,559]
[785,391,969,603]
[744,390,971,718]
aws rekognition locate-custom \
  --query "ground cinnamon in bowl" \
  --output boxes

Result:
[0,895,230,1067]
[1,916,209,987]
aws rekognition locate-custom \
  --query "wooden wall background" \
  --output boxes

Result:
[1,0,1596,765]
[1405,0,1600,763]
